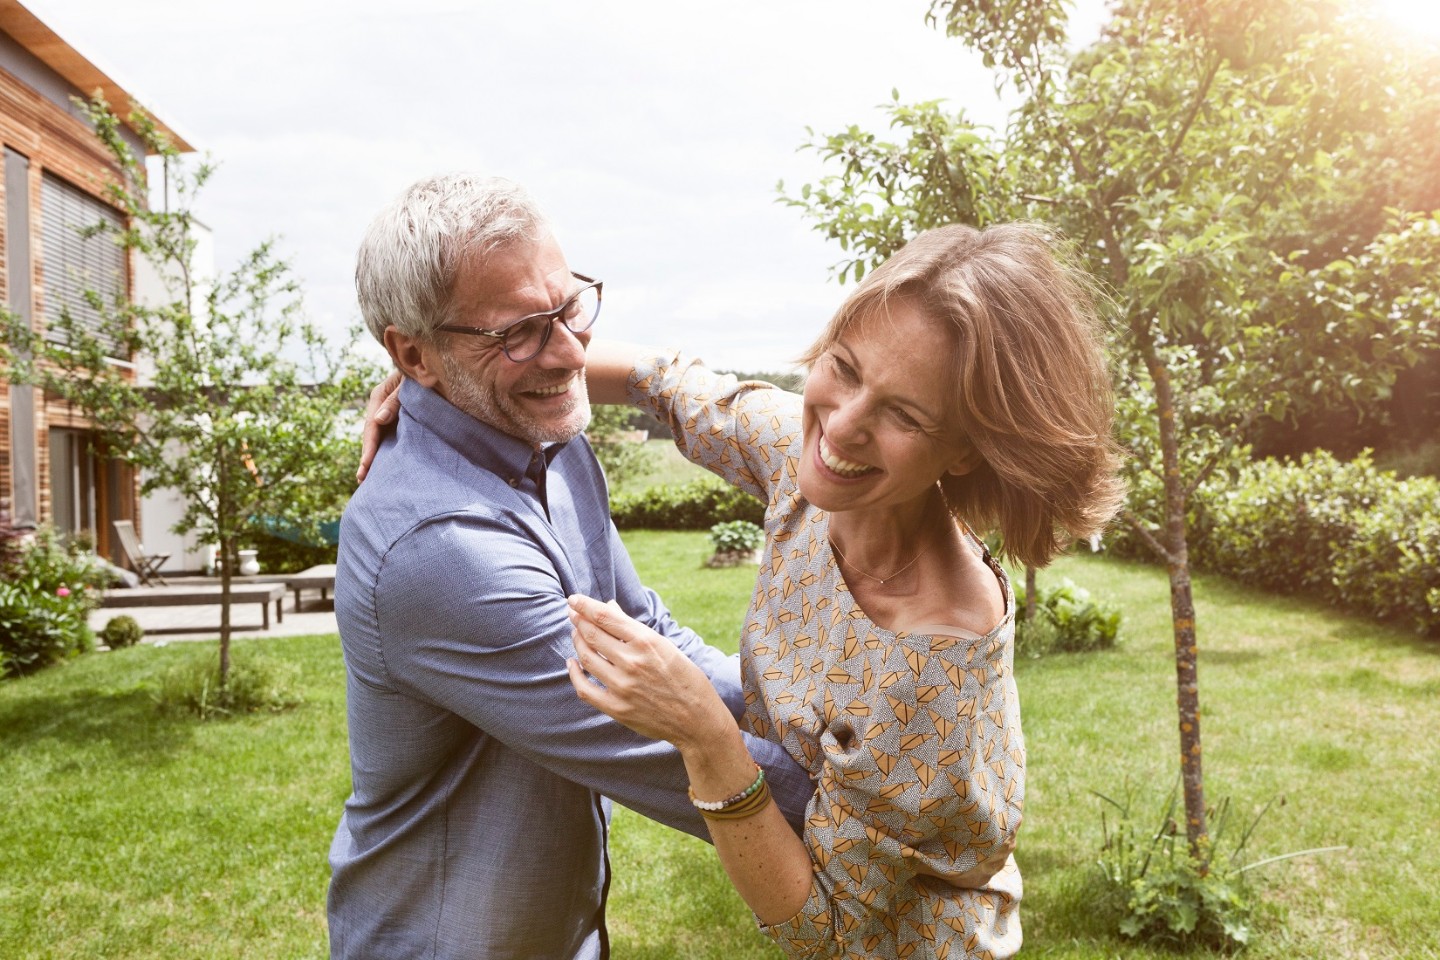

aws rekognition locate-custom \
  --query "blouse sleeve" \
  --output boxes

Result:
[627,350,802,506]
[757,622,1026,956]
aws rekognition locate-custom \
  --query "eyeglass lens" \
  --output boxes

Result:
[504,284,600,360]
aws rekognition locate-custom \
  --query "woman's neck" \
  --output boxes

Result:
[826,486,946,580]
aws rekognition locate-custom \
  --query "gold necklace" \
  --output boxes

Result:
[829,533,933,586]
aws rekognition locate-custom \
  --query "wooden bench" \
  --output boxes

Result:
[100,583,287,631]
[279,563,336,611]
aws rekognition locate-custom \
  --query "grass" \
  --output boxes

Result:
[2,535,1438,957]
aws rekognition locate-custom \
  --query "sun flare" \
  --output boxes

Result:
[1373,0,1440,42]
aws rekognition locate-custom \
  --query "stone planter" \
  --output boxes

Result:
[705,548,759,568]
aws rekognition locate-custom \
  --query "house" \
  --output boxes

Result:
[0,0,194,569]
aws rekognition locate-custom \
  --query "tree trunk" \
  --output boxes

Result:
[218,533,233,688]
[1024,565,1037,623]
[217,462,232,688]
[1149,350,1209,857]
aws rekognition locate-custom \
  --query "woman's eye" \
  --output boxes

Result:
[831,356,857,381]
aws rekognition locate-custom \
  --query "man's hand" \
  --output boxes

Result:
[357,370,404,482]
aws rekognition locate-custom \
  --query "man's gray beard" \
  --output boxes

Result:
[440,351,592,446]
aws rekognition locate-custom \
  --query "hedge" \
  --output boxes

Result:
[1113,450,1440,637]
[610,477,764,530]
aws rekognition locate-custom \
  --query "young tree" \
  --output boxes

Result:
[2,98,379,685]
[784,0,1439,856]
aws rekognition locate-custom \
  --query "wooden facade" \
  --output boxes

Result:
[0,1,190,562]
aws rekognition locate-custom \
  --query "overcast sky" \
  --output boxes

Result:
[32,0,1102,371]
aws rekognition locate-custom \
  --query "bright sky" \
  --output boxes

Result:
[30,0,1112,371]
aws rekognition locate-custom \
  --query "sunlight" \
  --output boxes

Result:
[1373,0,1440,42]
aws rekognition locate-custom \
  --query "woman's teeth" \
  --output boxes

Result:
[820,437,874,477]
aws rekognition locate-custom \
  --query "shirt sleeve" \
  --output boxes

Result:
[757,627,1025,954]
[628,350,802,506]
[372,509,813,839]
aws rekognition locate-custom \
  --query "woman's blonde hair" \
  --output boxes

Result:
[798,222,1126,569]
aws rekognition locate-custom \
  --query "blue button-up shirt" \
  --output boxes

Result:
[327,380,811,960]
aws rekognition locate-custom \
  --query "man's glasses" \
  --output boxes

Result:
[435,272,603,362]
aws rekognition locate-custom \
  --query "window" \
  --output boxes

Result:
[47,427,126,558]
[40,172,127,358]
[48,427,96,538]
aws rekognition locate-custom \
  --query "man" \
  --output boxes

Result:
[327,173,812,960]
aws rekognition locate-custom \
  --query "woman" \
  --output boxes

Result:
[566,222,1124,958]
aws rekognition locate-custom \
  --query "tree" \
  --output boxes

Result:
[1,98,380,686]
[587,403,657,492]
[784,0,1440,856]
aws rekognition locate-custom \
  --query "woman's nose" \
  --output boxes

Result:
[825,395,870,446]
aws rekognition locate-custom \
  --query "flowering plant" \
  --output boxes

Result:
[0,518,112,677]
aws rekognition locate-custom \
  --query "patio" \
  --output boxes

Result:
[90,572,338,643]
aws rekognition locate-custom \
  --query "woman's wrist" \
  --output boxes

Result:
[677,720,757,801]
[668,695,742,756]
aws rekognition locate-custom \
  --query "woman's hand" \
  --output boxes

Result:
[565,594,734,752]
[357,370,404,483]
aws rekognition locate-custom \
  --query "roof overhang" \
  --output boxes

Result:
[0,0,195,153]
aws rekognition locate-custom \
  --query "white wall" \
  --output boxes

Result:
[131,216,215,573]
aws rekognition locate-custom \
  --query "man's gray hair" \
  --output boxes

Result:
[356,173,549,343]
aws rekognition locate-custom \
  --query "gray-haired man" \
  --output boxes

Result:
[326,173,810,959]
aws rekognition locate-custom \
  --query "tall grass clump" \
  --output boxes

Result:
[155,644,304,719]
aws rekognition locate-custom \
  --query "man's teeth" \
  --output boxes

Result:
[820,437,873,477]
[529,379,571,397]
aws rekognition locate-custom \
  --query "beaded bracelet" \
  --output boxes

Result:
[689,763,764,812]
[697,780,773,821]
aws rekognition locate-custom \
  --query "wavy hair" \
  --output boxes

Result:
[798,223,1126,568]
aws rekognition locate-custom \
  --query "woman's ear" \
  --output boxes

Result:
[946,438,984,478]
[384,326,444,390]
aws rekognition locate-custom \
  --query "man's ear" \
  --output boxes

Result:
[384,326,444,391]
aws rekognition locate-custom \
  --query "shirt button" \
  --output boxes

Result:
[508,478,519,487]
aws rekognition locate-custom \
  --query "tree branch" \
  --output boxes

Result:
[1182,412,1258,502]
[1121,509,1175,566]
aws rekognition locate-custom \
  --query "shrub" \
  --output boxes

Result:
[1094,783,1344,950]
[101,615,145,649]
[0,523,111,677]
[1331,476,1440,636]
[1113,449,1440,637]
[155,647,304,720]
[709,520,765,554]
[248,529,336,575]
[1194,451,1391,597]
[1014,577,1121,656]
[611,477,764,530]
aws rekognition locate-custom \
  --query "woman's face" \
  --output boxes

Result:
[799,299,977,516]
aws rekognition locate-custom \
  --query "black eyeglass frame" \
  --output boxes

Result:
[434,272,603,362]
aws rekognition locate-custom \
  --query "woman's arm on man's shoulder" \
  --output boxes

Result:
[585,339,661,405]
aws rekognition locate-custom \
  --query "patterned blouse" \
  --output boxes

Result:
[629,353,1025,959]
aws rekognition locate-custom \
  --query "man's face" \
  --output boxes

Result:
[433,236,592,445]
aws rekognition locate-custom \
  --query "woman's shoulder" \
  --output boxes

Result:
[889,535,1010,644]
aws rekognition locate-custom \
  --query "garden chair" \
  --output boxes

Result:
[112,519,171,586]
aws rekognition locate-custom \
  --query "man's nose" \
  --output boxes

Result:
[536,318,588,367]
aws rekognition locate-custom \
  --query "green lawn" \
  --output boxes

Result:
[2,535,1437,958]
